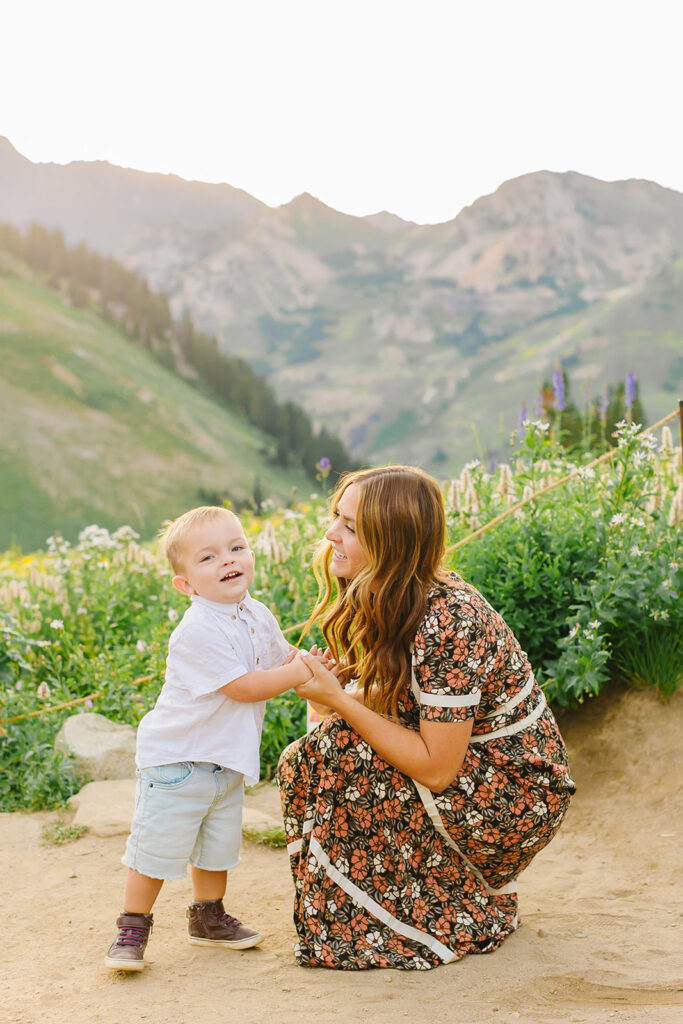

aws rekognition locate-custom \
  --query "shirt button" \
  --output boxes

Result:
[239,604,244,610]
[256,657,260,664]
[250,627,255,634]
[231,614,237,620]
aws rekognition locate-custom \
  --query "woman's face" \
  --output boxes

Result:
[325,483,369,580]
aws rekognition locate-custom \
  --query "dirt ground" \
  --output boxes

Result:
[2,686,682,1024]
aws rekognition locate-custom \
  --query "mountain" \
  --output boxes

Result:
[0,257,312,550]
[2,137,681,469]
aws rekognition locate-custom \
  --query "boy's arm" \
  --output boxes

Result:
[220,654,312,702]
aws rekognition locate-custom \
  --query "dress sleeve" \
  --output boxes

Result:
[413,589,489,723]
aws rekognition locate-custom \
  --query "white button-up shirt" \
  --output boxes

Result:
[136,593,291,784]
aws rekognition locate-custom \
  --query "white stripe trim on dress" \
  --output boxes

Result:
[482,672,535,720]
[470,691,547,743]
[308,835,457,964]
[412,779,518,896]
[286,816,314,856]
[419,690,481,708]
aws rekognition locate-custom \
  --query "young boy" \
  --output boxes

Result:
[105,505,312,971]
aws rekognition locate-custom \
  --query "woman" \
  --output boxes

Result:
[278,465,575,970]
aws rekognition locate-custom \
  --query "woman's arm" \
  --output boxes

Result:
[297,656,472,791]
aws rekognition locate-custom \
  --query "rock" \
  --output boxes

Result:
[55,712,137,780]
[68,779,136,837]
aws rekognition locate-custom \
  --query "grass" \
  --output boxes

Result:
[41,818,86,846]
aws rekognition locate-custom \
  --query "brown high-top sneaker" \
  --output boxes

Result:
[104,913,154,971]
[186,900,262,949]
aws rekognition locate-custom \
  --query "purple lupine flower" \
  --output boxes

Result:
[519,401,528,428]
[598,388,609,424]
[625,372,637,411]
[318,457,331,471]
[552,368,565,412]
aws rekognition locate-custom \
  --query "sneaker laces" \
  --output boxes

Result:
[218,912,241,928]
[116,925,148,948]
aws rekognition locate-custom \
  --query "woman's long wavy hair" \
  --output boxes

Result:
[307,465,448,719]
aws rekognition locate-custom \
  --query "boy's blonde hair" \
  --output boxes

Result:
[159,506,241,573]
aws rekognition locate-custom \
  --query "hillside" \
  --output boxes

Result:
[2,138,682,469]
[0,263,312,550]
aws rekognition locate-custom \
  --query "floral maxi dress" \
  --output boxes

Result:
[277,573,575,970]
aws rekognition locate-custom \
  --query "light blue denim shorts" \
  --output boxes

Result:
[122,761,244,879]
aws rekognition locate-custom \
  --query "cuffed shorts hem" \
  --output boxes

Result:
[122,761,244,879]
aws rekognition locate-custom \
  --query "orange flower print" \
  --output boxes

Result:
[350,848,368,880]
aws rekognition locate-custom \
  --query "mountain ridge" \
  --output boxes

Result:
[2,138,681,469]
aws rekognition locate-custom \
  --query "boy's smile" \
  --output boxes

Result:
[172,515,255,605]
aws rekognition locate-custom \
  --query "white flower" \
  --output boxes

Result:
[112,525,140,543]
[464,459,481,471]
[50,619,64,630]
[568,624,579,639]
[629,517,645,528]
[136,639,148,653]
[609,513,626,526]
[588,620,601,630]
[37,681,50,699]
[578,466,596,480]
[167,609,179,622]
[630,546,642,557]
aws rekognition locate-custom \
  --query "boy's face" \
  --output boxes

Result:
[172,515,255,605]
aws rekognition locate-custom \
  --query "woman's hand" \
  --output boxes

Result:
[295,653,345,709]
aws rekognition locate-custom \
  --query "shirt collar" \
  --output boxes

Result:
[190,593,254,616]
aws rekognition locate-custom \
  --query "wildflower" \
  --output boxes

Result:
[447,479,461,510]
[552,368,565,412]
[464,459,481,471]
[497,464,515,503]
[318,457,331,471]
[15,680,23,691]
[625,371,637,411]
[609,513,626,526]
[76,607,87,615]
[112,525,140,543]
[85,698,93,709]
[588,620,601,630]
[660,426,673,454]
[578,466,595,480]
[78,524,115,549]
[50,619,64,630]
[630,545,642,557]
[629,517,645,528]
[668,483,683,527]
[37,681,50,700]
[168,609,179,622]
[567,625,579,640]
[519,401,527,428]
[136,639,148,653]
[651,609,669,621]
[598,388,609,425]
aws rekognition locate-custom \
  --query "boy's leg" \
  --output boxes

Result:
[186,766,261,949]
[190,867,227,901]
[123,869,164,913]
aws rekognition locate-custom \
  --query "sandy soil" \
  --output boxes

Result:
[2,686,682,1024]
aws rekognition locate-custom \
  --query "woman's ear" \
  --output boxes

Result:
[172,574,196,597]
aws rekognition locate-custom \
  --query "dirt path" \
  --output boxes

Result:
[2,686,682,1024]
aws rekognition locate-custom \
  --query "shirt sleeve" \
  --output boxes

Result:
[261,607,292,669]
[167,620,249,699]
[413,590,489,723]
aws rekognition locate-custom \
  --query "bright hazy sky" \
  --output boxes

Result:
[4,0,682,223]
